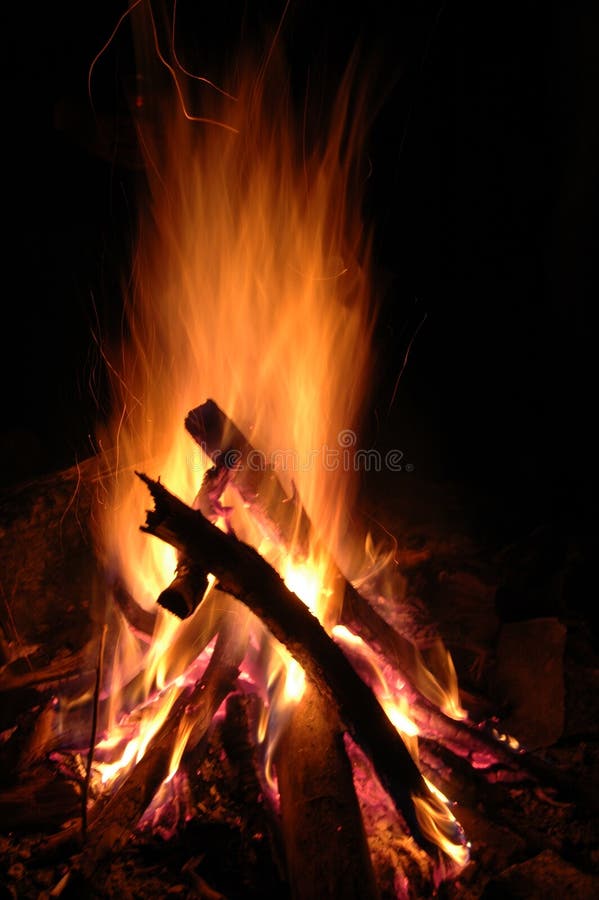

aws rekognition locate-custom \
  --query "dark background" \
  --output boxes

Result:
[0,1,596,538]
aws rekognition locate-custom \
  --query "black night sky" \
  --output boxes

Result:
[0,1,597,539]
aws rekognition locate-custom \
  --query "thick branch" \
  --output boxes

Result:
[184,404,453,726]
[156,461,230,618]
[137,472,465,859]
[276,683,379,899]
[185,400,572,794]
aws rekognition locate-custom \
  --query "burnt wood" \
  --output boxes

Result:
[276,682,379,900]
[137,472,467,861]
[184,402,460,716]
[156,462,231,618]
[184,401,576,796]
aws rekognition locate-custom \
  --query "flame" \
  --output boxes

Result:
[97,59,374,599]
[413,789,471,870]
[95,41,373,774]
[333,624,419,748]
[418,641,467,721]
[91,21,468,871]
[254,555,333,788]
[282,553,333,708]
[352,531,467,721]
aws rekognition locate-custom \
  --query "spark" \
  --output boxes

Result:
[87,0,238,133]
[255,0,292,91]
[171,0,237,101]
[87,0,145,111]
[147,3,239,132]
[387,310,428,413]
[59,456,83,545]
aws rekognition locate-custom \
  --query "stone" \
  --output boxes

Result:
[481,849,599,899]
[491,617,566,749]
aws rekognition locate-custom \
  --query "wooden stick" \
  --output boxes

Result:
[82,623,107,839]
[156,463,230,618]
[185,400,311,550]
[183,403,471,726]
[219,693,288,892]
[137,472,466,860]
[185,401,574,795]
[0,647,91,692]
[276,682,379,899]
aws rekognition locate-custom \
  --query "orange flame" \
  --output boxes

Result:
[92,24,468,870]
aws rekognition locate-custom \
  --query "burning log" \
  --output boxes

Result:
[218,694,288,889]
[0,646,93,693]
[156,462,230,618]
[183,403,461,718]
[184,401,580,799]
[185,400,312,550]
[137,472,466,860]
[417,739,566,857]
[76,604,249,879]
[183,404,466,704]
[276,682,379,899]
[99,585,227,726]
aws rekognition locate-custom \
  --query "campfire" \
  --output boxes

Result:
[1,6,597,900]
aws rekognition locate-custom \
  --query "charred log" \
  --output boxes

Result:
[276,682,379,899]
[184,400,580,802]
[156,560,209,619]
[185,399,312,550]
[218,693,288,892]
[156,463,231,618]
[418,739,565,856]
[137,472,466,860]
[0,767,81,832]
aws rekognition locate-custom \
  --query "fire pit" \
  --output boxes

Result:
[1,4,598,899]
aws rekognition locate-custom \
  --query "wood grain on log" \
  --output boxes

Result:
[276,682,379,899]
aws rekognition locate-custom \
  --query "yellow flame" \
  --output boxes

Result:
[259,556,332,772]
[492,727,520,751]
[332,624,419,757]
[95,52,374,754]
[382,697,419,740]
[167,717,195,781]
[283,658,306,704]
[413,792,470,869]
[92,31,469,868]
[348,534,467,722]
[97,682,178,787]
[419,641,468,721]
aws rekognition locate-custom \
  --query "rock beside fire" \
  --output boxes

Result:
[491,617,566,750]
[0,459,100,659]
[481,848,599,899]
